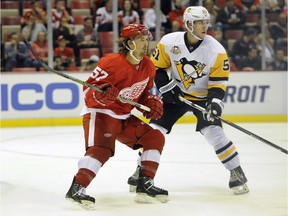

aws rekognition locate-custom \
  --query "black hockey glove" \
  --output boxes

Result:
[203,98,224,123]
[159,79,184,105]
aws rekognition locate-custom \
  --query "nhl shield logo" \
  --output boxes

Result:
[170,46,181,55]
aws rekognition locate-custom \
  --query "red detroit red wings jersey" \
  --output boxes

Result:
[83,53,156,115]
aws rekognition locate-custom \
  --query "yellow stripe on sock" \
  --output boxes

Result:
[218,145,236,161]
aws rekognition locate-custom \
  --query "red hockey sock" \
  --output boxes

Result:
[75,168,96,188]
[141,161,159,179]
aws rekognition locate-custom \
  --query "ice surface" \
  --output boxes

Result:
[1,123,287,216]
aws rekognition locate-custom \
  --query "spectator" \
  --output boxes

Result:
[118,0,140,28]
[269,12,287,50]
[76,16,98,47]
[54,55,66,71]
[213,27,229,52]
[132,0,144,23]
[143,0,168,32]
[216,0,246,31]
[169,0,186,32]
[52,0,74,29]
[54,36,76,71]
[238,47,261,71]
[266,0,282,12]
[21,0,47,27]
[53,16,76,49]
[94,0,114,32]
[204,0,219,28]
[27,31,48,71]
[22,13,47,42]
[75,16,98,65]
[161,0,172,16]
[234,0,260,13]
[4,32,31,71]
[255,33,275,70]
[79,55,99,72]
[230,28,258,68]
[271,49,287,70]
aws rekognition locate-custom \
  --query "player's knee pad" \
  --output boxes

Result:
[85,146,113,165]
[138,129,165,153]
[201,125,230,149]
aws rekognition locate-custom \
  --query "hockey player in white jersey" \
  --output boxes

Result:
[127,6,249,195]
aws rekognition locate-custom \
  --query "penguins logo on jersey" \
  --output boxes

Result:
[175,57,206,88]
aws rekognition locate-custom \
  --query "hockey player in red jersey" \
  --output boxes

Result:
[65,23,168,209]
[127,6,249,195]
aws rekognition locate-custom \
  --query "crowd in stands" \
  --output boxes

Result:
[1,0,287,72]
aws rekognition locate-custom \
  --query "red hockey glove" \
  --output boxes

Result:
[141,95,163,120]
[93,83,119,106]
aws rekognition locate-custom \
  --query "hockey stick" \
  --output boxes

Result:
[179,96,288,155]
[24,41,151,112]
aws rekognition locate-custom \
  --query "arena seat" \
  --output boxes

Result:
[1,1,19,9]
[98,31,114,55]
[80,48,100,59]
[245,13,259,26]
[79,48,100,65]
[225,29,244,40]
[73,15,86,25]
[1,16,21,25]
[140,0,152,9]
[71,0,91,15]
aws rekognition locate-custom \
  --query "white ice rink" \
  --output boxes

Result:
[1,122,287,216]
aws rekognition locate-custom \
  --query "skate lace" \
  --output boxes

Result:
[230,171,238,182]
[73,185,87,197]
[144,178,154,189]
[230,168,245,183]
[145,179,165,192]
[153,185,166,192]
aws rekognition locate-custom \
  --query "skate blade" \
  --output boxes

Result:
[135,193,169,203]
[66,198,95,210]
[129,185,137,193]
[231,183,249,195]
[80,200,95,210]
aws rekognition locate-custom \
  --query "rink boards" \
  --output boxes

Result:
[1,71,287,127]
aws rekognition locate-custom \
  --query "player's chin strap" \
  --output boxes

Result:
[185,21,203,41]
[125,41,142,63]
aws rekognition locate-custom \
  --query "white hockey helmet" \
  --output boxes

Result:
[183,6,210,39]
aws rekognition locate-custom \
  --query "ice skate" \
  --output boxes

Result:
[229,166,249,195]
[135,175,169,203]
[127,165,141,192]
[65,177,95,210]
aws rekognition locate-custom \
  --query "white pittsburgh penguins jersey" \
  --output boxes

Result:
[151,32,230,101]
